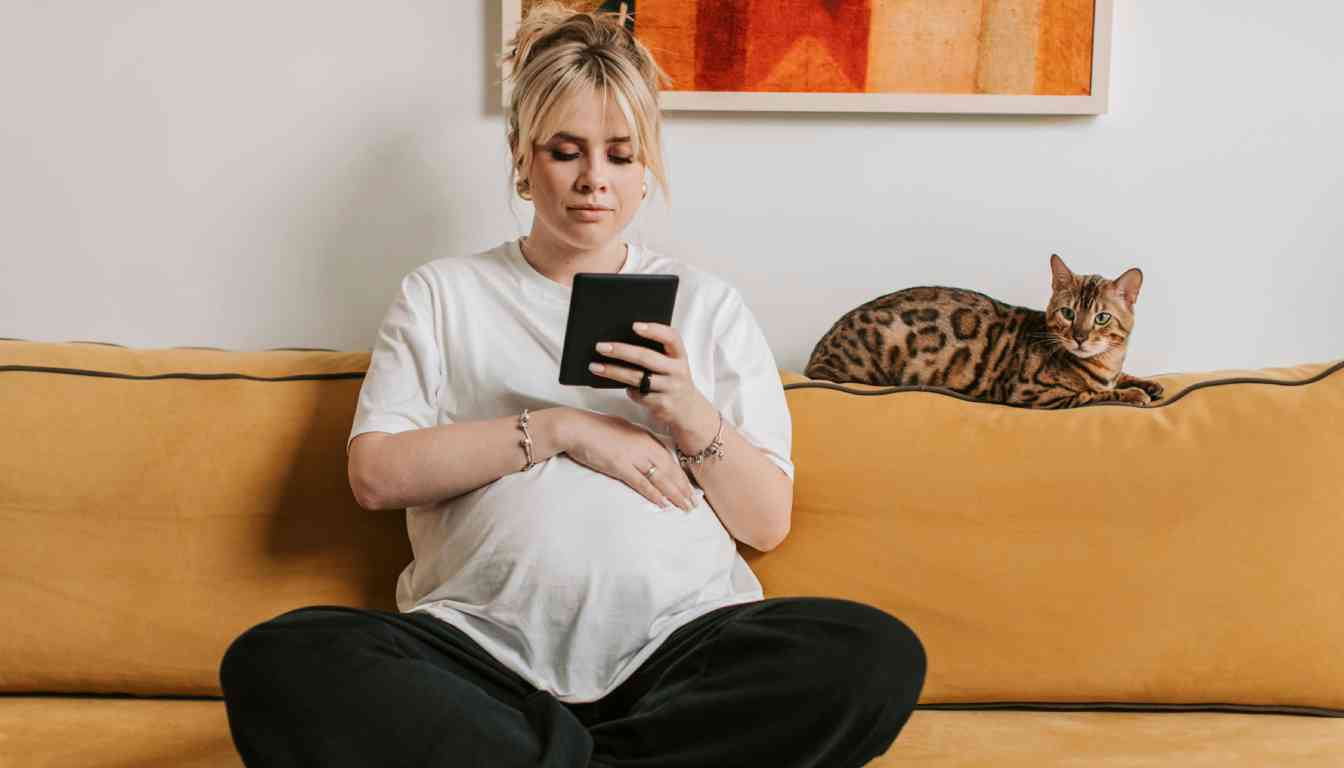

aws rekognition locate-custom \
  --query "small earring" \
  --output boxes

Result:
[517,179,532,201]
[641,182,648,200]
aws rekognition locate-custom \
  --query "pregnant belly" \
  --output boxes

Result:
[446,456,732,618]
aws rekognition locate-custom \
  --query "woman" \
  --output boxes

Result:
[219,4,925,766]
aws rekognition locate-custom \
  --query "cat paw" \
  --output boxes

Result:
[1115,387,1152,406]
[1132,379,1165,400]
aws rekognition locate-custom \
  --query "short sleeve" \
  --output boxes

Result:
[347,269,447,456]
[711,287,794,481]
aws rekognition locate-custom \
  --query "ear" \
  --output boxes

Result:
[1050,254,1075,293]
[1111,268,1143,309]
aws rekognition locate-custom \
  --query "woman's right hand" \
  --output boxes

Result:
[562,410,695,512]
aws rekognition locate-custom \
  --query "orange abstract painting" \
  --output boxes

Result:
[521,0,1095,96]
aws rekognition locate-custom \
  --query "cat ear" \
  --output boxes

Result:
[1050,254,1075,292]
[1111,268,1144,309]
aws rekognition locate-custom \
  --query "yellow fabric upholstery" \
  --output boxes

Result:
[2,339,1341,765]
[0,341,409,696]
[1,699,1340,768]
[748,359,1344,714]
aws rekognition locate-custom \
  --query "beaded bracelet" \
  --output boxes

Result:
[518,408,537,471]
[676,412,726,468]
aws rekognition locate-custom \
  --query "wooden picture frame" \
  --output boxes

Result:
[500,0,1113,115]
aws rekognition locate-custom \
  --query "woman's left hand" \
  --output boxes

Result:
[589,322,718,446]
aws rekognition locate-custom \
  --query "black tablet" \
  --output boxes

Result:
[559,272,680,388]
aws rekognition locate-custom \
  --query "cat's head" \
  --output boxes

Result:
[1045,254,1142,360]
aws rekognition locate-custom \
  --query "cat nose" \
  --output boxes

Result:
[1072,330,1087,345]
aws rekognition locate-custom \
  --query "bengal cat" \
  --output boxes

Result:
[804,254,1165,408]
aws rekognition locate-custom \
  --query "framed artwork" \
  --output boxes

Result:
[501,1,1113,114]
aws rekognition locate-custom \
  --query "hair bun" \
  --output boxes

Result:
[503,1,634,84]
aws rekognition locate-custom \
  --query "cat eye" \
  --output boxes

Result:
[1058,307,1075,321]
[1095,312,1112,325]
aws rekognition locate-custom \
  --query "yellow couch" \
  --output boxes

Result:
[2,338,1342,766]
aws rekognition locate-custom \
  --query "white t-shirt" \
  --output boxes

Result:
[347,237,794,703]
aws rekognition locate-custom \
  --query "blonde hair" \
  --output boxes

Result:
[501,1,672,204]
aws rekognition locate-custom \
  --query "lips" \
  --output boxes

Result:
[568,205,612,211]
[567,205,612,222]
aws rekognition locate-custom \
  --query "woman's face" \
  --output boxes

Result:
[525,88,645,253]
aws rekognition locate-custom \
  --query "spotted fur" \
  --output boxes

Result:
[804,255,1165,408]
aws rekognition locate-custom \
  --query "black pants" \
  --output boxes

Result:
[219,596,926,768]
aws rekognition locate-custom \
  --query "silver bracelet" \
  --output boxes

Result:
[518,408,537,471]
[676,412,726,468]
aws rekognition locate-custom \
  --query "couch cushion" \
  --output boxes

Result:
[887,709,1343,766]
[1,697,1339,767]
[0,697,240,767]
[747,358,1344,715]
[0,340,410,696]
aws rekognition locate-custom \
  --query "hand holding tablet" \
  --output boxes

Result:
[559,273,680,388]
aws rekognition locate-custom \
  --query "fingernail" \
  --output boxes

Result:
[589,362,603,372]
[596,342,611,353]
[633,322,645,331]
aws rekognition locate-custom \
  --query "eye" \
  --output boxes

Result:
[1059,307,1075,321]
[1095,312,1111,325]
[550,150,580,161]
[609,155,635,165]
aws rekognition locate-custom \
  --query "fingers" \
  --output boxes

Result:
[594,340,669,375]
[588,360,648,389]
[591,326,690,391]
[595,320,686,373]
[632,461,695,512]
[632,321,686,359]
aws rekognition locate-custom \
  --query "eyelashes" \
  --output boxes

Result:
[549,150,635,164]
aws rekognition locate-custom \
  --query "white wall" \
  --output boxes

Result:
[3,1,1340,375]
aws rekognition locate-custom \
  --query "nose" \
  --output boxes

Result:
[575,157,610,195]
[1072,329,1087,346]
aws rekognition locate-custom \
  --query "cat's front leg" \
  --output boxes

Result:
[1116,373,1164,401]
[1057,388,1151,408]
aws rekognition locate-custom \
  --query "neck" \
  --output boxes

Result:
[1078,344,1127,381]
[520,230,627,287]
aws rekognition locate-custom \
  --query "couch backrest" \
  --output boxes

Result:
[4,339,1343,715]
[750,358,1344,716]
[0,341,409,696]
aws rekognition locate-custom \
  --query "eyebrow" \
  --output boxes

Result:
[550,131,632,144]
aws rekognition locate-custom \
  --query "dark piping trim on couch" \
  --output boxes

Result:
[0,365,366,383]
[4,341,1343,412]
[917,700,1344,718]
[782,358,1344,410]
[0,337,343,352]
